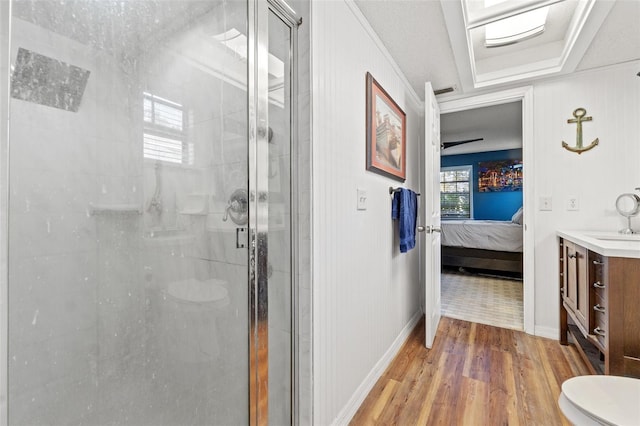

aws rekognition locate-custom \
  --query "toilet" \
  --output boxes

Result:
[161,278,230,364]
[559,375,640,425]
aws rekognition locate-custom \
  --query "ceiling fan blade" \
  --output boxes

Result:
[441,138,484,149]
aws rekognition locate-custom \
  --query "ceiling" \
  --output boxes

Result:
[354,0,640,101]
[440,101,522,155]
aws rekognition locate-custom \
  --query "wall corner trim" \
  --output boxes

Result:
[331,309,423,426]
[343,0,424,112]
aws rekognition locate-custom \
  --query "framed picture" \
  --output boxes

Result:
[366,72,406,182]
[478,159,523,192]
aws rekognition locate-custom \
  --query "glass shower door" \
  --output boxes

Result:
[6,1,251,424]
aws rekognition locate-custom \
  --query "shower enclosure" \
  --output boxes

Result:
[0,0,299,424]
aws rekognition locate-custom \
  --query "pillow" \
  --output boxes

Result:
[511,206,524,225]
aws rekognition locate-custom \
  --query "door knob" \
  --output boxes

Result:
[417,226,426,232]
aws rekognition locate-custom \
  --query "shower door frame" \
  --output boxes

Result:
[0,0,10,423]
[248,0,300,425]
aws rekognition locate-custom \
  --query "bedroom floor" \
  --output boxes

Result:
[441,268,523,330]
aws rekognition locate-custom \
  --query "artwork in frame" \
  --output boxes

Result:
[478,159,523,192]
[366,72,406,182]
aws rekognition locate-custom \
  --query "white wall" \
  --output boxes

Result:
[532,61,640,335]
[312,1,424,424]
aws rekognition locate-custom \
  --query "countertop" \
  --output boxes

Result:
[557,230,640,259]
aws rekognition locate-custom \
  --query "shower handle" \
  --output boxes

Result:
[236,228,247,249]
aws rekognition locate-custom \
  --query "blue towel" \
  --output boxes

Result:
[391,188,418,253]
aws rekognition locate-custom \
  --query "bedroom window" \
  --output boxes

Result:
[441,165,472,219]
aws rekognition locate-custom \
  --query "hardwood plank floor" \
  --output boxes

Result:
[350,317,591,426]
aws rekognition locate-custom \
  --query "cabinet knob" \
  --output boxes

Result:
[593,281,605,289]
[593,260,604,266]
[593,327,606,337]
[593,304,606,313]
[568,253,577,259]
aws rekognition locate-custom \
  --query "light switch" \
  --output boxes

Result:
[357,189,367,210]
[540,196,552,211]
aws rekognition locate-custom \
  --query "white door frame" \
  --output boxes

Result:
[438,86,535,335]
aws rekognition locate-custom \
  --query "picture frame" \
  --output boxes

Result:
[478,159,523,192]
[366,72,406,182]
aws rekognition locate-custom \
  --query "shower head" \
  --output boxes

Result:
[11,48,91,112]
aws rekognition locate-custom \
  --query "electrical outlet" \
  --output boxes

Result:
[540,196,552,211]
[357,189,367,210]
[567,196,580,211]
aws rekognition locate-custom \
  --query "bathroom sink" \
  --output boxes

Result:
[588,233,640,242]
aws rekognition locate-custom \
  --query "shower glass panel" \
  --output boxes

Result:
[7,1,251,424]
[267,9,293,425]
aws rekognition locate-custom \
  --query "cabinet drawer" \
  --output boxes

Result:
[593,322,607,349]
[593,293,607,327]
[590,252,606,275]
[593,291,606,311]
[593,293,607,349]
[592,279,607,301]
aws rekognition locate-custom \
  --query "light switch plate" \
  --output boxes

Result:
[540,196,552,211]
[357,189,367,210]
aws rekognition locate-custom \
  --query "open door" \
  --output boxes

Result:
[424,82,442,348]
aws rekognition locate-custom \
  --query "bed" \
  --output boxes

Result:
[440,216,523,275]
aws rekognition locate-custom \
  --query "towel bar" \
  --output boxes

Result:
[389,186,421,196]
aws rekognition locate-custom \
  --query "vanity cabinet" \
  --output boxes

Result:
[559,237,640,378]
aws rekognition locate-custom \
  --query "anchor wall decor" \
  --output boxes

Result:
[562,107,599,154]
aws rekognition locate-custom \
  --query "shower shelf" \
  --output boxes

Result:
[88,203,143,216]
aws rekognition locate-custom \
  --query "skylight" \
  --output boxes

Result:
[445,0,613,89]
[213,28,284,78]
[484,0,550,47]
[212,28,285,105]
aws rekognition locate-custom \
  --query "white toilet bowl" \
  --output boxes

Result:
[559,375,640,425]
[161,278,230,364]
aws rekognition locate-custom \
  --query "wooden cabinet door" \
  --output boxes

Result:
[563,240,589,331]
[563,240,578,313]
[574,244,589,329]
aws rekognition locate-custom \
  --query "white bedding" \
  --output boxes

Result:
[441,220,523,252]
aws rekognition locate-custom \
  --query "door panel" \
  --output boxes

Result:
[7,1,250,425]
[424,82,441,348]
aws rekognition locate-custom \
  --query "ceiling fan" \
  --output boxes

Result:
[441,138,483,150]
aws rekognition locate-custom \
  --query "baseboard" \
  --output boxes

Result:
[535,325,559,340]
[331,309,423,426]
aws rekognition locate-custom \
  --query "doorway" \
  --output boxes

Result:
[438,87,535,334]
[439,101,524,330]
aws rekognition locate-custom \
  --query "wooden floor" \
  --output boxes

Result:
[350,317,591,425]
